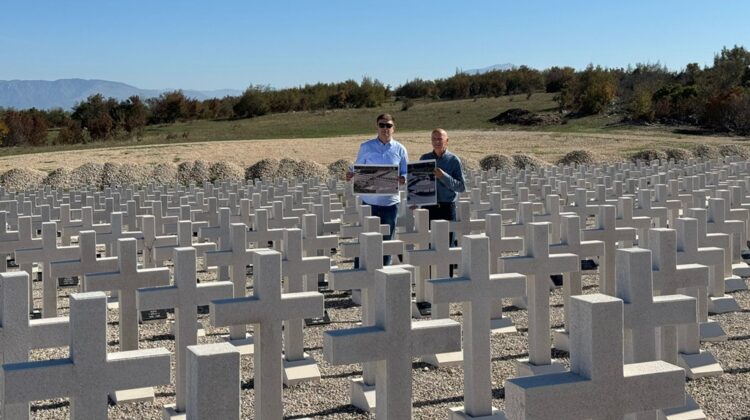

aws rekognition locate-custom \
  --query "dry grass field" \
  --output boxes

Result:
[1,128,747,173]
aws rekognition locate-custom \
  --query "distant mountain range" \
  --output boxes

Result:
[0,79,243,110]
[463,63,516,75]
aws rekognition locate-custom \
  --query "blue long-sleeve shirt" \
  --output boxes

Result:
[354,138,408,206]
[419,150,466,203]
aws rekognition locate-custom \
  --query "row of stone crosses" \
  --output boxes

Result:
[0,156,748,419]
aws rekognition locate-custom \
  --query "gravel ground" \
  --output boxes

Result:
[22,254,750,419]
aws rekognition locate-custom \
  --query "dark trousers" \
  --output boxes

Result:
[362,203,399,266]
[424,202,457,276]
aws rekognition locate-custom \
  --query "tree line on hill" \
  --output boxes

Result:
[0,45,748,147]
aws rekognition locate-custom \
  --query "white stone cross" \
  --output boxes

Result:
[85,237,171,351]
[154,220,217,267]
[582,204,636,295]
[15,221,79,318]
[325,267,462,420]
[48,230,118,292]
[675,217,735,342]
[140,214,178,269]
[2,291,171,420]
[247,208,284,250]
[199,207,232,280]
[426,235,525,419]
[405,219,461,320]
[550,214,605,352]
[0,271,69,419]
[687,207,744,293]
[185,342,240,420]
[499,222,579,376]
[211,248,324,420]
[96,212,143,257]
[485,213,524,333]
[137,247,233,417]
[450,200,485,242]
[280,228,330,385]
[615,196,650,248]
[648,228,721,380]
[301,213,338,257]
[504,294,686,420]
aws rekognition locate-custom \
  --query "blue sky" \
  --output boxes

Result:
[1,0,748,91]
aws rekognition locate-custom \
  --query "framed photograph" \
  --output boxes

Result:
[352,164,400,196]
[407,160,437,206]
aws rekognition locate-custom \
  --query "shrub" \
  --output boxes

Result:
[556,150,595,166]
[479,154,512,170]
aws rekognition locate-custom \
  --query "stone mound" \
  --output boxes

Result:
[70,162,104,188]
[511,154,547,170]
[456,155,479,173]
[630,149,667,163]
[693,144,719,159]
[117,163,149,185]
[176,161,194,185]
[189,160,211,184]
[479,154,513,170]
[100,162,122,187]
[0,168,46,191]
[245,158,280,181]
[556,150,596,166]
[44,167,73,190]
[718,144,750,159]
[296,160,329,179]
[151,163,178,185]
[328,159,352,180]
[664,148,693,162]
[209,161,244,182]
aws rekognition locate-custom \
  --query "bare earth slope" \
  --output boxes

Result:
[0,129,742,172]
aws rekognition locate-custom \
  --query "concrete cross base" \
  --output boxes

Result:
[732,262,750,277]
[170,320,205,337]
[510,296,527,310]
[421,351,464,368]
[449,406,507,419]
[659,393,706,420]
[490,316,517,335]
[351,289,362,306]
[699,320,727,342]
[222,333,254,355]
[162,404,186,420]
[513,358,567,377]
[109,386,155,404]
[552,329,570,353]
[350,378,376,413]
[677,350,723,379]
[708,295,741,314]
[724,275,747,292]
[282,353,321,386]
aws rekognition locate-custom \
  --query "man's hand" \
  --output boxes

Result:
[434,168,445,179]
[346,171,354,181]
[399,176,406,185]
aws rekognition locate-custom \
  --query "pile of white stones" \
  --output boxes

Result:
[0,155,748,419]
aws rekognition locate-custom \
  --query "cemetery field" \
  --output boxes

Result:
[0,128,746,173]
[26,265,750,419]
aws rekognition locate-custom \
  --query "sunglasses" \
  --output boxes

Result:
[378,123,394,129]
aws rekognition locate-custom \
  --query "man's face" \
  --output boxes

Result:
[431,131,448,153]
[377,119,395,140]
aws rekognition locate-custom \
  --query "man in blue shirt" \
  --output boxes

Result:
[347,113,408,265]
[419,128,466,243]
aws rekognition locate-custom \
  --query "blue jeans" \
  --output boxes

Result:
[368,203,399,266]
